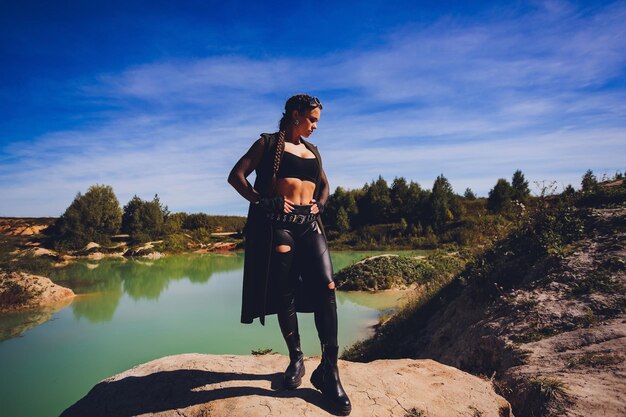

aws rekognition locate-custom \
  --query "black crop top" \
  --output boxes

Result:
[277,152,319,183]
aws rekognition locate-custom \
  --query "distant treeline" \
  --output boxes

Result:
[44,187,246,251]
[320,169,624,249]
[43,168,623,252]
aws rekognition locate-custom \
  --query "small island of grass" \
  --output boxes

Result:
[334,251,466,291]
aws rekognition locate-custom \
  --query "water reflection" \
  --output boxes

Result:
[49,253,243,323]
[3,250,423,331]
[340,289,414,311]
[0,298,74,341]
[72,292,121,323]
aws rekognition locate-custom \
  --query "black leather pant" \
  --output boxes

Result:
[269,205,338,346]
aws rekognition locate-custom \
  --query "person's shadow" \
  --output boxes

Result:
[60,367,337,416]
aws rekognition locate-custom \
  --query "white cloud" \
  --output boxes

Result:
[2,1,625,216]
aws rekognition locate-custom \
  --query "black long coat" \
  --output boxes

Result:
[240,132,328,325]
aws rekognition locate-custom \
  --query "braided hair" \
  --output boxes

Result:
[271,94,323,191]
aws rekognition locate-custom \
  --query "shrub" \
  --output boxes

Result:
[488,179,514,214]
[184,213,214,232]
[251,348,273,355]
[581,169,598,193]
[526,376,568,416]
[335,255,436,291]
[164,212,187,234]
[0,280,32,306]
[511,169,530,203]
[160,233,190,253]
[464,188,477,200]
[122,194,169,243]
[46,184,122,251]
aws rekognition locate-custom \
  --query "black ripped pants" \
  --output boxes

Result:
[269,205,338,347]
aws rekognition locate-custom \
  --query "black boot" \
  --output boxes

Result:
[283,333,305,389]
[310,344,352,415]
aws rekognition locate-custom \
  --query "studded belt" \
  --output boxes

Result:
[266,212,317,224]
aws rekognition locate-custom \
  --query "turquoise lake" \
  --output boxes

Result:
[0,250,427,417]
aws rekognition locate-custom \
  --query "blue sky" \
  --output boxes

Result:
[1,0,625,216]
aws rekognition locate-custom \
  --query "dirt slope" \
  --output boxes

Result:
[345,204,625,417]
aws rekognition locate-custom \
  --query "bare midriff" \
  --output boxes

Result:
[276,179,316,205]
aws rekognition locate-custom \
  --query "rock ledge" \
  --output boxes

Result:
[0,271,75,313]
[61,353,512,417]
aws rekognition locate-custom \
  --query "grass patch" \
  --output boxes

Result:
[0,235,58,276]
[528,376,567,399]
[510,327,558,344]
[577,308,599,328]
[567,352,624,368]
[602,256,626,272]
[510,346,533,363]
[528,376,567,404]
[251,347,274,355]
[511,306,602,344]
[523,376,568,416]
[571,269,624,296]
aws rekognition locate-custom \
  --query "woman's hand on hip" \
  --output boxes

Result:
[284,197,295,213]
[309,199,323,215]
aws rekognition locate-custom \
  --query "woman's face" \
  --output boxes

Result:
[293,107,321,138]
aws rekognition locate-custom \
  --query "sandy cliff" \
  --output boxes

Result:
[343,203,626,417]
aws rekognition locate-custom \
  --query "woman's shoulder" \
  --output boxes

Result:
[259,132,279,142]
[250,132,278,152]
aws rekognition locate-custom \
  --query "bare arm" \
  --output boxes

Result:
[310,167,330,214]
[227,137,266,204]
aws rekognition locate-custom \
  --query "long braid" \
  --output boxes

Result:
[271,129,286,193]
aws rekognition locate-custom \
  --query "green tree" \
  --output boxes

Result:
[121,196,143,235]
[408,222,423,237]
[581,169,598,192]
[358,176,391,225]
[562,184,576,196]
[325,186,345,229]
[487,178,514,213]
[164,212,187,234]
[390,177,410,222]
[325,186,360,229]
[406,181,427,226]
[429,174,457,232]
[122,194,169,243]
[463,188,476,200]
[48,184,122,250]
[398,218,408,235]
[511,169,530,202]
[336,207,350,232]
[184,213,213,231]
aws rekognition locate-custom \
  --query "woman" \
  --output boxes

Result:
[228,94,352,415]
